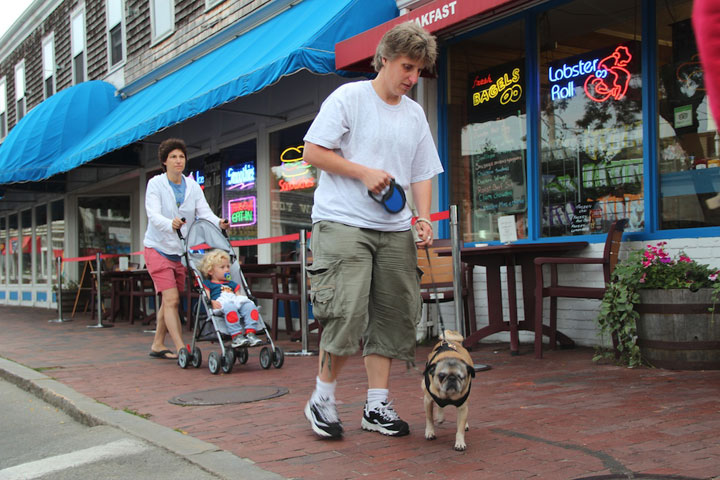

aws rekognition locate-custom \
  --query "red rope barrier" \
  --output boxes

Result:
[60,210,451,262]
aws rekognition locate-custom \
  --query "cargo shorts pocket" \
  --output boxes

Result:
[307,259,344,322]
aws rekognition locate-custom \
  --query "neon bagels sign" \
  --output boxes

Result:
[549,45,633,103]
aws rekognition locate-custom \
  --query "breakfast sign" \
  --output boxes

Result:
[468,60,525,124]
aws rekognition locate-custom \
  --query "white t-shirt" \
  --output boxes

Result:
[304,80,443,232]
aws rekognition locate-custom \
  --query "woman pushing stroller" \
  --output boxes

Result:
[145,138,228,360]
[198,249,264,348]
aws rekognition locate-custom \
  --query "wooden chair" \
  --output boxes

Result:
[533,218,629,358]
[417,239,476,338]
[127,269,159,324]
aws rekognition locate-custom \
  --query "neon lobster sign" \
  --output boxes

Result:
[549,45,633,103]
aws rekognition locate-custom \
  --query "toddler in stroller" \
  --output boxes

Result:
[177,217,284,373]
[198,249,264,348]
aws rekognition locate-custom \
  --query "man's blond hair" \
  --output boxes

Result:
[199,249,230,278]
[372,22,437,72]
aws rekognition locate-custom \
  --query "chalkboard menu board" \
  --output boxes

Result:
[472,150,526,214]
[570,202,592,234]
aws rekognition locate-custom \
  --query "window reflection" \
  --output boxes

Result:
[539,0,643,237]
[448,20,527,243]
[35,205,48,284]
[657,0,720,229]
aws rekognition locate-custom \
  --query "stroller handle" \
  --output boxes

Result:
[176,217,186,240]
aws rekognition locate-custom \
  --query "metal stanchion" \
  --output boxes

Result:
[450,205,489,372]
[286,228,317,356]
[49,256,72,323]
[88,252,112,329]
[450,205,464,338]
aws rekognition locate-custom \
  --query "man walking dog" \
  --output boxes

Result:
[303,22,443,439]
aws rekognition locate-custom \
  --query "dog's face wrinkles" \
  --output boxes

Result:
[433,359,468,397]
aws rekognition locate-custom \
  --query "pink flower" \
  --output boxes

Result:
[642,260,652,268]
[678,255,692,263]
[639,273,646,283]
[710,273,719,282]
[660,257,673,264]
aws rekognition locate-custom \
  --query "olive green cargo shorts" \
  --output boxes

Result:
[307,221,422,362]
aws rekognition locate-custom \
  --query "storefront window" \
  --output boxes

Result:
[78,196,130,270]
[539,0,643,236]
[657,1,720,229]
[269,121,316,261]
[447,20,527,243]
[50,200,64,285]
[21,209,32,284]
[8,214,18,284]
[221,140,258,263]
[35,205,48,284]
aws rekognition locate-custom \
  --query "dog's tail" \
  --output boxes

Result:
[443,330,463,343]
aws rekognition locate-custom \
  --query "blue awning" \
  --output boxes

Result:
[0,81,119,183]
[0,0,397,185]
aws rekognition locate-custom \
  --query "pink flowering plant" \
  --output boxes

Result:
[596,242,720,367]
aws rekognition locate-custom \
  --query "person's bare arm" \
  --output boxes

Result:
[411,179,433,247]
[304,141,392,194]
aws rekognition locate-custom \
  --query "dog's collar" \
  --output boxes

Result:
[424,342,473,408]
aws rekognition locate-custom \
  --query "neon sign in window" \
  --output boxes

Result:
[549,45,633,103]
[189,170,204,189]
[228,196,257,227]
[226,163,256,190]
[272,145,316,191]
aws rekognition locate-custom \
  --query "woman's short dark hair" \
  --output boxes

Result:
[158,138,187,171]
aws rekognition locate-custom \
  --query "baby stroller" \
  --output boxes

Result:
[176,218,284,374]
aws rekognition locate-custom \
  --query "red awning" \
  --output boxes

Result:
[336,0,529,72]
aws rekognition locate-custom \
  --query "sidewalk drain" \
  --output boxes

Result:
[169,386,289,406]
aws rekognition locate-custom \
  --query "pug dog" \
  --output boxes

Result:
[422,330,475,451]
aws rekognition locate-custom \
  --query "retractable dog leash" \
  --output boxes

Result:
[368,178,406,214]
[424,245,447,343]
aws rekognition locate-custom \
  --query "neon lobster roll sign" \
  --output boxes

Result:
[549,45,633,103]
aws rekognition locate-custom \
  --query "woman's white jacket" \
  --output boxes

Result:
[143,173,221,256]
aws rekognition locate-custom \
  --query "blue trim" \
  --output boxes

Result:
[525,13,540,241]
[437,45,450,240]
[52,292,57,302]
[22,291,31,301]
[642,0,658,234]
[0,291,5,300]
[37,291,47,302]
[10,291,18,300]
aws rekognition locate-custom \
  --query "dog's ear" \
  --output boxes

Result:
[467,364,476,378]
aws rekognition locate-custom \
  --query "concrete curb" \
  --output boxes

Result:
[0,357,285,480]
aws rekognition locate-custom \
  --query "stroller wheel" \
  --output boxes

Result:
[272,346,285,368]
[222,349,235,374]
[208,351,220,374]
[236,347,249,365]
[259,347,272,369]
[178,348,190,369]
[191,347,202,368]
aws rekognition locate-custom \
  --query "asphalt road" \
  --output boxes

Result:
[0,378,223,480]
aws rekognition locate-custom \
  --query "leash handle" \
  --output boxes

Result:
[424,245,446,341]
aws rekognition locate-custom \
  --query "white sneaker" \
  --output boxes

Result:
[245,332,263,347]
[231,335,249,348]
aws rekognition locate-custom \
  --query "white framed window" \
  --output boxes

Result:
[206,0,225,10]
[151,0,174,42]
[71,6,87,84]
[42,34,56,98]
[14,62,26,122]
[107,0,125,68]
[0,78,7,140]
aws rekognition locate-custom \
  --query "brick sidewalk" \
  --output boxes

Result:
[1,305,719,479]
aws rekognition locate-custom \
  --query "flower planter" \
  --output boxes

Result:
[635,288,720,370]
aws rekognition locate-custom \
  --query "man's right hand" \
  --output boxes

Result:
[363,168,393,194]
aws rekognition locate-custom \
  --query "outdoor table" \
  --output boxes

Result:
[440,241,588,355]
[103,269,155,323]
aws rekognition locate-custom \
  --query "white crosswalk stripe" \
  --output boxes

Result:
[0,438,148,480]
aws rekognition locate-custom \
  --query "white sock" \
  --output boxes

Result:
[367,388,388,411]
[312,377,336,402]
